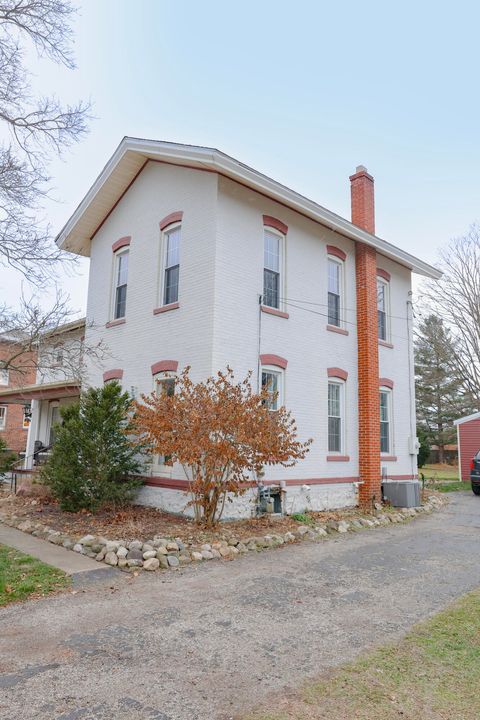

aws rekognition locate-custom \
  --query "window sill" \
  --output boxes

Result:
[380,455,397,462]
[153,302,180,315]
[327,324,349,336]
[379,339,394,349]
[105,318,126,328]
[327,455,350,462]
[261,305,289,319]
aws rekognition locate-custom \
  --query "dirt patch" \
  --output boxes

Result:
[0,486,379,545]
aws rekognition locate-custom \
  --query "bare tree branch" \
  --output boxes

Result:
[418,224,480,406]
[0,0,90,284]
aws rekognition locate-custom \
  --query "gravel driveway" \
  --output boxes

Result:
[1,492,479,720]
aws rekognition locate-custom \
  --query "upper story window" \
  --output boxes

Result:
[261,365,284,410]
[0,405,6,429]
[380,388,392,454]
[0,365,9,386]
[162,224,181,306]
[327,257,343,327]
[263,229,284,310]
[377,278,389,341]
[113,249,129,320]
[328,381,344,453]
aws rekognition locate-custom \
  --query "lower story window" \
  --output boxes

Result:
[380,389,392,454]
[153,372,175,466]
[261,367,283,410]
[328,381,343,452]
[0,405,6,430]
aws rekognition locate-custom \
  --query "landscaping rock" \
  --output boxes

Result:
[128,540,143,551]
[127,559,143,568]
[167,555,180,568]
[284,532,296,542]
[17,520,33,533]
[143,558,160,571]
[117,558,128,569]
[157,555,169,569]
[143,550,157,560]
[116,546,128,558]
[79,534,96,546]
[73,543,84,553]
[337,521,350,533]
[191,552,203,561]
[142,543,154,553]
[127,548,144,561]
[201,550,214,560]
[166,541,179,552]
[96,548,107,561]
[179,555,191,566]
[155,546,168,557]
[153,538,168,548]
[104,551,118,566]
[219,546,232,558]
[211,549,221,559]
[200,543,212,552]
[104,541,120,553]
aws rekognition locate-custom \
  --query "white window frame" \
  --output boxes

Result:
[261,365,284,411]
[263,227,285,311]
[328,380,345,454]
[0,405,7,430]
[380,387,393,455]
[0,366,9,386]
[111,248,129,321]
[377,278,390,342]
[327,256,345,328]
[159,222,181,307]
[152,371,176,471]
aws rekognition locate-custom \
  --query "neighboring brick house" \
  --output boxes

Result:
[454,413,480,480]
[0,339,36,453]
[5,138,441,517]
[0,321,83,462]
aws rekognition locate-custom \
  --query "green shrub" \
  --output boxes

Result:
[40,382,145,512]
[0,437,16,475]
[291,512,314,525]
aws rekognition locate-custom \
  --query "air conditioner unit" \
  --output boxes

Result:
[382,480,421,508]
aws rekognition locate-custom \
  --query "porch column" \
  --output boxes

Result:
[24,399,40,469]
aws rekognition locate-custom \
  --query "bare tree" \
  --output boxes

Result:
[0,0,90,284]
[420,225,480,406]
[0,291,109,383]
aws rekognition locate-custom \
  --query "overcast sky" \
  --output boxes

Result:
[2,0,479,315]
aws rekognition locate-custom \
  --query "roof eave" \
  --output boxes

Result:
[56,137,442,280]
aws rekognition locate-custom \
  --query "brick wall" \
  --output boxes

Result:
[0,342,36,453]
[355,243,381,506]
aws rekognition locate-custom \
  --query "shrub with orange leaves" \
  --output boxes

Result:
[133,367,312,526]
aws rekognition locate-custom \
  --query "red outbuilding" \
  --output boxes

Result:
[454,412,480,481]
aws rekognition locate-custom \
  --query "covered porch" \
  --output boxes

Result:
[0,380,80,468]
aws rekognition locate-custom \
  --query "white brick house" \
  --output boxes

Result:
[8,138,440,518]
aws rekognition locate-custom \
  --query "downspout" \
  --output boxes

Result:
[406,292,418,480]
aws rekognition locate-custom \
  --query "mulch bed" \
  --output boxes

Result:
[0,487,370,545]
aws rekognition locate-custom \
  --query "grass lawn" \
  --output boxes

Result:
[420,464,469,492]
[245,589,480,720]
[0,544,70,607]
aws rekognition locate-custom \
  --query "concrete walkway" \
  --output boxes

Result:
[0,524,112,576]
[1,493,480,720]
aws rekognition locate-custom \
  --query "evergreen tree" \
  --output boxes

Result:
[41,382,144,512]
[415,315,475,463]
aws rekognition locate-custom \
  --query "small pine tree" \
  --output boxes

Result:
[416,426,430,468]
[415,315,475,463]
[41,382,144,512]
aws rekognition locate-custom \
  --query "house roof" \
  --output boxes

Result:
[56,137,441,279]
[42,317,86,338]
[454,411,480,426]
[0,380,80,404]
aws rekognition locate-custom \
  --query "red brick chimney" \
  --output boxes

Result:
[350,166,381,508]
[350,165,375,235]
